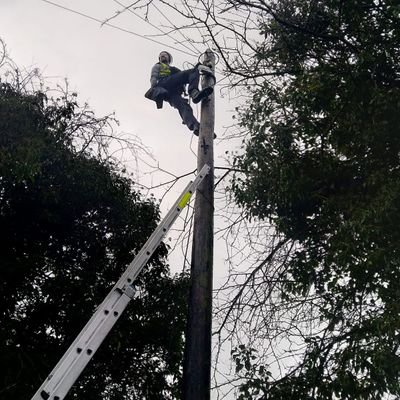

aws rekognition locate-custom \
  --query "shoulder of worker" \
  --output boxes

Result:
[150,63,162,87]
[170,66,181,73]
[150,63,162,77]
[151,62,162,72]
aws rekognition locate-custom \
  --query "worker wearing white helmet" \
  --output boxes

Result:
[145,51,213,136]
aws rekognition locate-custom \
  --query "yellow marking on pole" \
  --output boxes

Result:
[178,192,192,209]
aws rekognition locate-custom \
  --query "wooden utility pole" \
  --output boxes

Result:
[183,49,215,400]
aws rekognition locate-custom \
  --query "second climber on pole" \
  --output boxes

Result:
[145,51,214,137]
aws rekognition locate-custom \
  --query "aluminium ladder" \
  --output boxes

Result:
[32,164,210,400]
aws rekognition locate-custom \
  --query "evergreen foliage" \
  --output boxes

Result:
[231,0,400,398]
[0,82,187,399]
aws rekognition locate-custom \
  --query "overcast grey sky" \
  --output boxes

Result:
[1,1,241,398]
[1,0,236,178]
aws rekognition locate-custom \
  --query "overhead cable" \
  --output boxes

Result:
[39,0,197,58]
[111,0,200,56]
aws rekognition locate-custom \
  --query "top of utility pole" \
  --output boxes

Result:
[199,49,216,157]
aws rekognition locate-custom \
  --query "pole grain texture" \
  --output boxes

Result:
[183,49,215,400]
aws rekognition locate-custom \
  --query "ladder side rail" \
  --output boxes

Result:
[33,287,131,400]
[31,164,210,400]
[116,164,210,286]
[40,174,205,390]
[114,180,194,288]
[39,293,131,400]
[44,175,198,383]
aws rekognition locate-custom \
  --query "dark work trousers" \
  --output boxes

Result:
[157,69,200,132]
[168,93,199,132]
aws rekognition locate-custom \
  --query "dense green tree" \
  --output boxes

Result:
[0,81,187,399]
[227,0,400,398]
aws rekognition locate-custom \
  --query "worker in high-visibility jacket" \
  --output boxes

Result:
[145,51,213,136]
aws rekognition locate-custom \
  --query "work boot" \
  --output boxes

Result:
[190,87,214,104]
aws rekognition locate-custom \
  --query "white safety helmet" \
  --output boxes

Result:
[159,51,173,64]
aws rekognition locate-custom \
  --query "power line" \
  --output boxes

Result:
[39,0,197,58]
[150,2,201,55]
[110,0,200,56]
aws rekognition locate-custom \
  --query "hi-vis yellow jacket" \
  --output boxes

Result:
[150,62,180,87]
